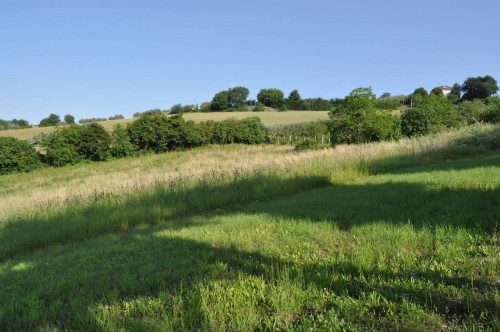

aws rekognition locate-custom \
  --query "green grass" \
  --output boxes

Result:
[0,126,499,330]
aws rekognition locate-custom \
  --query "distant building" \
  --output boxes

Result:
[432,86,453,96]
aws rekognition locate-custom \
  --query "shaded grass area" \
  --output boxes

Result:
[0,152,499,330]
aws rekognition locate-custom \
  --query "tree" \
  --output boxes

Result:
[64,114,75,124]
[11,119,31,128]
[461,75,499,101]
[227,86,249,108]
[286,90,304,110]
[210,90,230,111]
[328,87,401,145]
[257,88,285,108]
[235,117,266,144]
[41,125,84,166]
[380,92,391,99]
[39,113,61,127]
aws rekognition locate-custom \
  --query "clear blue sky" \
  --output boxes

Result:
[1,0,499,124]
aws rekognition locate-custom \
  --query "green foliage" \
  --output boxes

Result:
[228,86,250,108]
[235,117,266,144]
[458,99,488,124]
[480,103,500,124]
[461,75,499,101]
[0,137,42,174]
[79,117,107,124]
[253,102,266,112]
[110,124,137,158]
[64,114,75,124]
[108,114,125,120]
[198,120,216,144]
[200,102,212,112]
[42,125,85,166]
[402,94,461,136]
[214,118,239,144]
[211,90,230,111]
[79,123,112,161]
[286,90,305,110]
[169,104,184,114]
[181,120,204,148]
[257,88,285,108]
[0,119,8,130]
[127,114,195,153]
[375,96,400,110]
[329,87,401,145]
[211,87,249,111]
[294,137,320,151]
[39,113,61,127]
[303,98,332,111]
[11,119,31,128]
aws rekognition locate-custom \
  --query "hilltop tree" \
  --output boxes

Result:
[257,88,285,108]
[64,114,75,124]
[461,75,499,101]
[210,86,250,111]
[39,113,61,127]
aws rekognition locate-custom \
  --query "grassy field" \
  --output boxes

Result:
[0,111,329,140]
[0,125,499,330]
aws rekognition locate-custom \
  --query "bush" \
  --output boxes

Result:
[110,124,137,158]
[401,94,460,137]
[79,123,112,161]
[235,117,266,144]
[253,102,266,112]
[480,104,500,124]
[42,125,84,166]
[294,138,320,151]
[0,137,43,175]
[127,114,189,152]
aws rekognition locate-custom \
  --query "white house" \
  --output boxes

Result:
[433,86,453,96]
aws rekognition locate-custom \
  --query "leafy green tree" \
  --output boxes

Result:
[214,118,239,144]
[328,87,401,145]
[64,114,75,124]
[110,124,137,158]
[461,75,499,101]
[210,90,230,111]
[79,123,112,161]
[228,86,250,108]
[449,83,461,100]
[257,88,285,108]
[39,113,61,127]
[0,137,43,174]
[11,119,31,128]
[169,104,183,114]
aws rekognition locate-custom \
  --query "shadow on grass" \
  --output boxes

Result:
[0,224,497,330]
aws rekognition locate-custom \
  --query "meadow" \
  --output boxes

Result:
[0,111,330,140]
[0,124,499,330]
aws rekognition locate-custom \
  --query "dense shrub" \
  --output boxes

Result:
[458,100,488,124]
[110,124,137,158]
[127,114,191,152]
[79,123,112,161]
[294,138,321,151]
[79,117,107,124]
[108,114,125,120]
[480,104,500,124]
[0,137,42,175]
[214,118,239,144]
[235,117,266,144]
[42,125,84,166]
[329,87,402,145]
[401,94,460,137]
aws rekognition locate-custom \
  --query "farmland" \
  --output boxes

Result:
[0,111,329,140]
[0,124,499,330]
